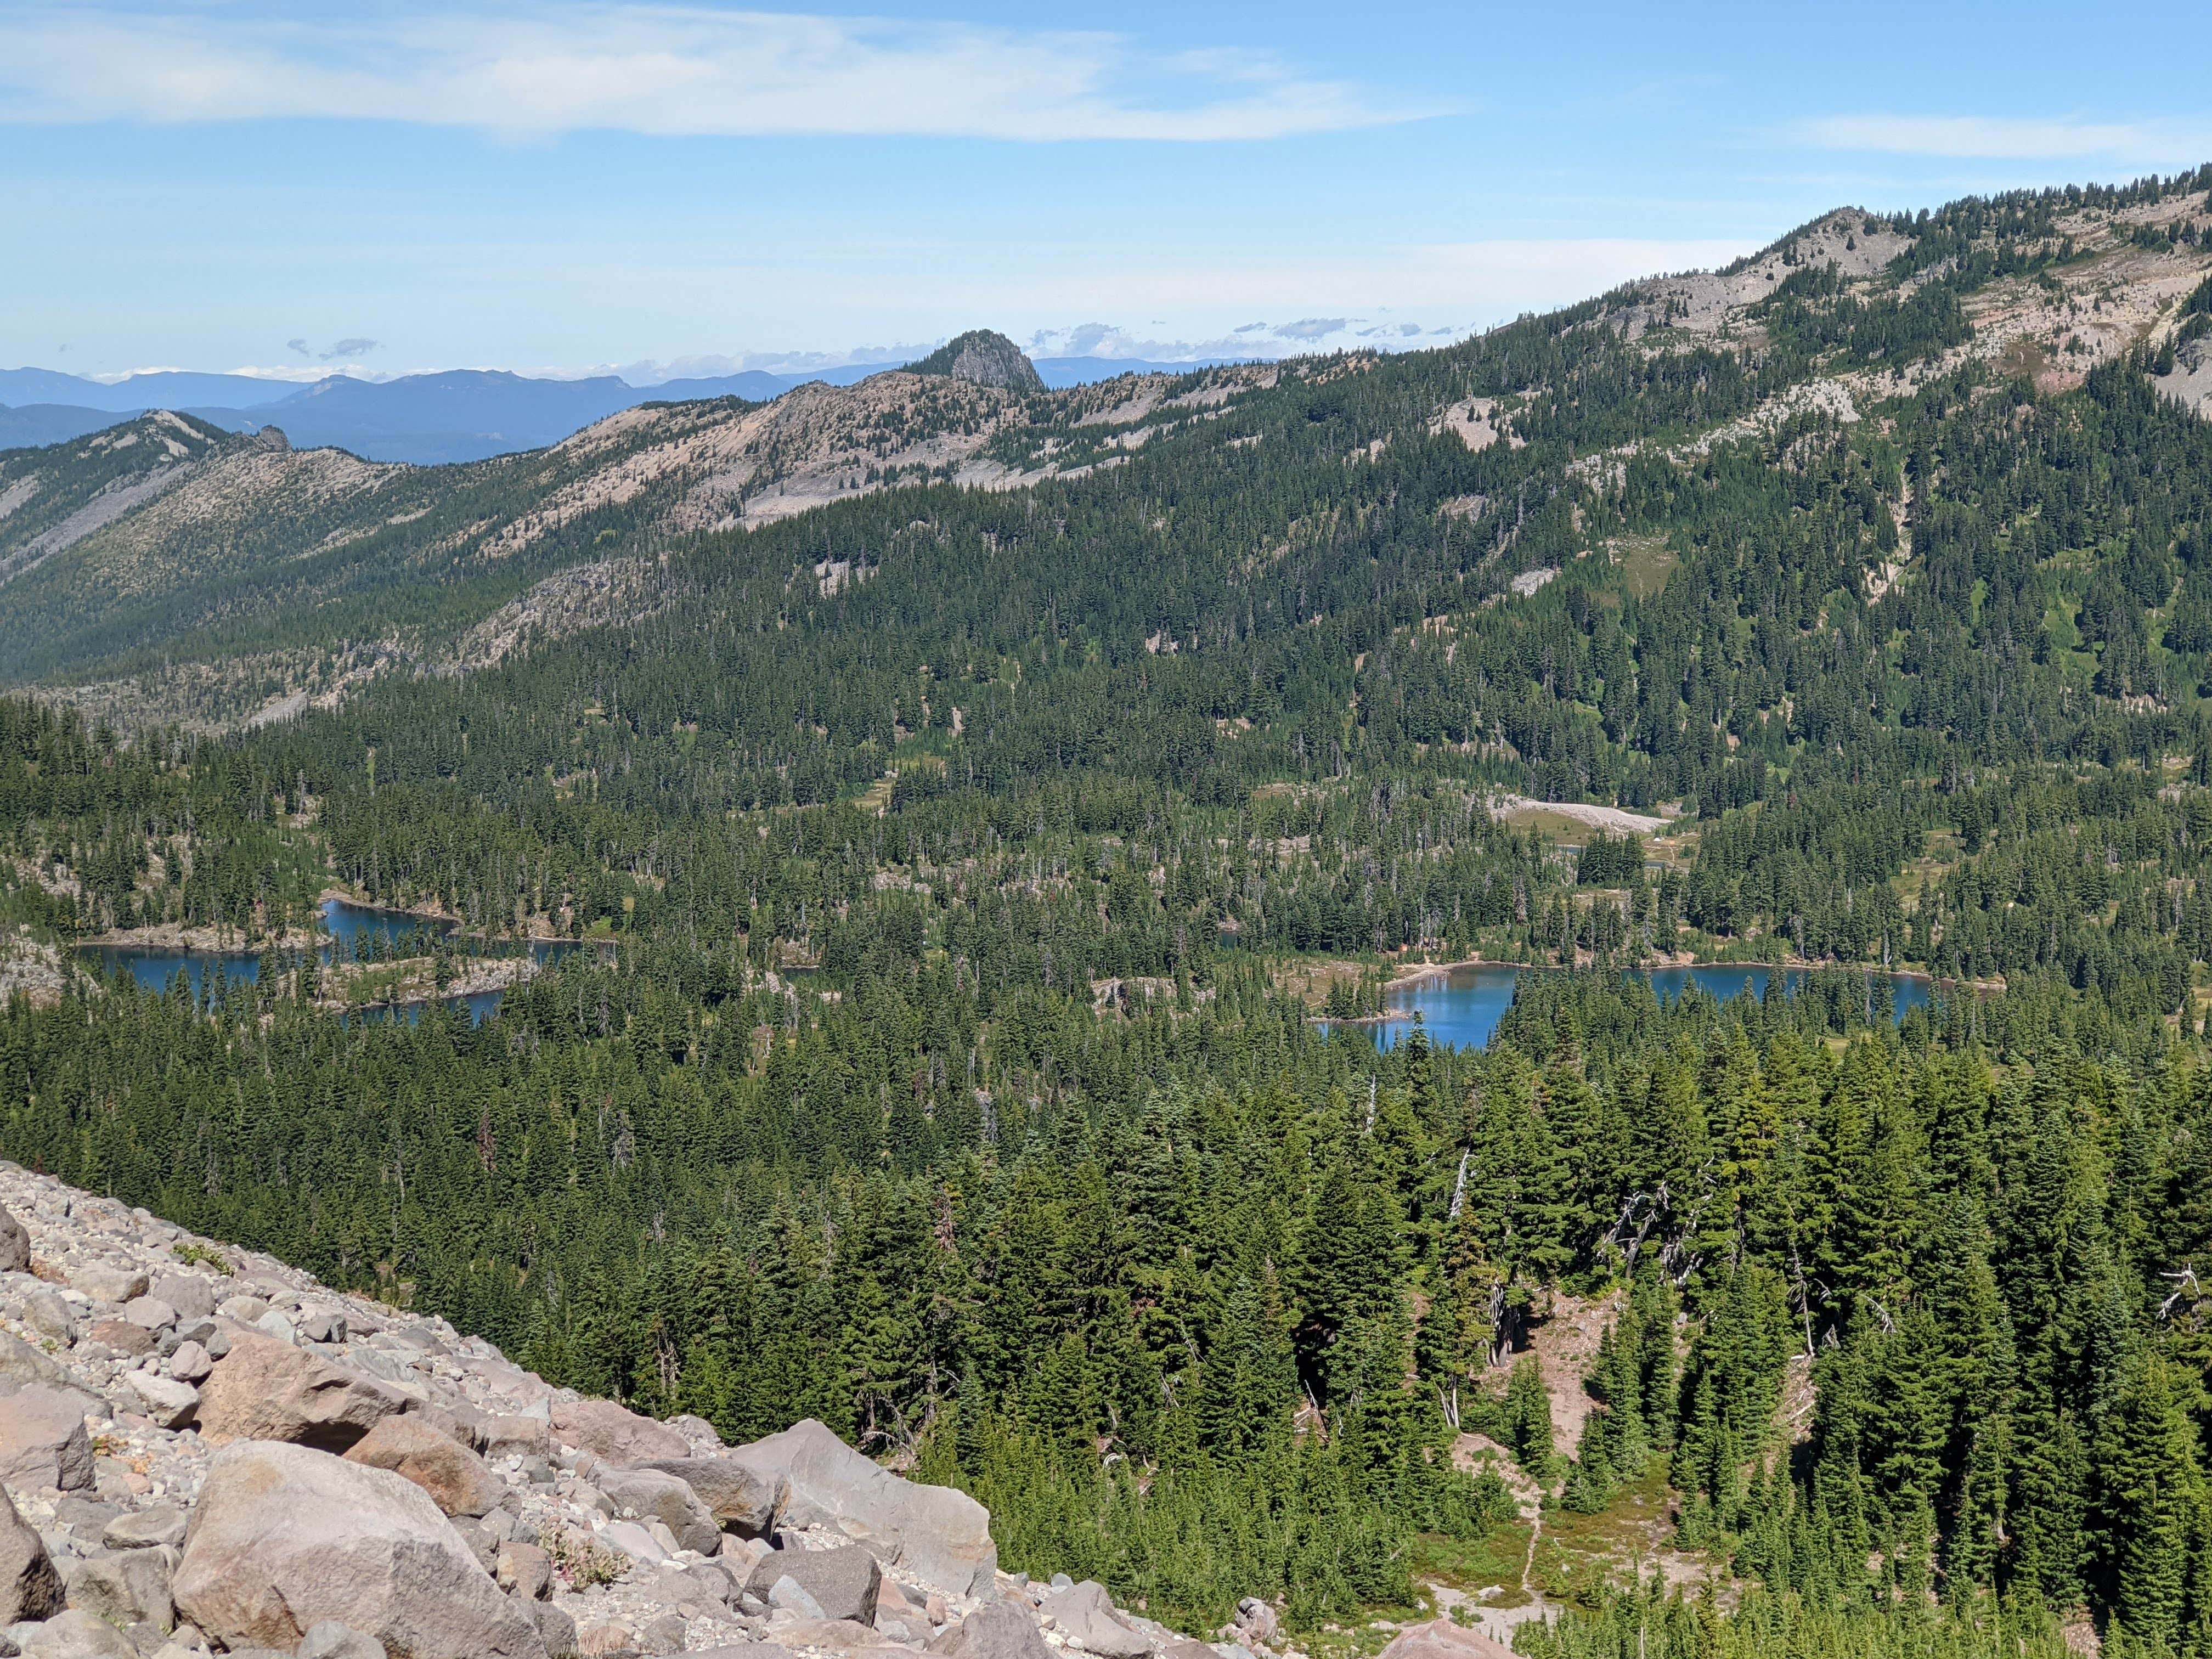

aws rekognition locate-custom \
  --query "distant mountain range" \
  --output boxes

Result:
[0,355,1259,464]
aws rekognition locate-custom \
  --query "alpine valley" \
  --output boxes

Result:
[2,172,2212,1659]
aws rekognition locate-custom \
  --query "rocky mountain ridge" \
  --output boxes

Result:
[0,358,1276,728]
[0,1158,1434,1659]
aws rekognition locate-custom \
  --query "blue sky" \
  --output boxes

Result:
[2,0,2207,382]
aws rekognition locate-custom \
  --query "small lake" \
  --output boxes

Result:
[1369,962,1938,1052]
[75,896,583,1021]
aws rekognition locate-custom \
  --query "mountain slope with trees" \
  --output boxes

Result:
[3,169,2212,1657]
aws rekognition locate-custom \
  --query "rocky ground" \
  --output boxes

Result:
[0,1161,1353,1659]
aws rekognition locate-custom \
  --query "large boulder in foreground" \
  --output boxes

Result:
[0,1487,64,1622]
[173,1440,547,1658]
[738,1419,996,1600]
[196,1331,408,1451]
[549,1397,689,1467]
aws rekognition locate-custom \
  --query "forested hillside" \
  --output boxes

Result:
[5,171,2212,1657]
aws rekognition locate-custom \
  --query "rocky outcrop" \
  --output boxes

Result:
[744,1418,997,1599]
[905,331,1046,395]
[0,1167,1291,1659]
[174,1440,548,1658]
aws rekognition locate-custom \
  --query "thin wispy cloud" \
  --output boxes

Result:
[0,4,1430,142]
[1802,113,2212,165]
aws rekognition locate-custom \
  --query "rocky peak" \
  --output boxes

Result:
[0,1162,1286,1659]
[904,331,1045,394]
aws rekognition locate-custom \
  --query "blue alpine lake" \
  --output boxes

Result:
[73,897,585,1022]
[1366,962,1939,1052]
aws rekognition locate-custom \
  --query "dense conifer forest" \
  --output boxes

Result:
[7,170,2212,1657]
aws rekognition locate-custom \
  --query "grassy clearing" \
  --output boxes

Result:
[1612,535,1679,602]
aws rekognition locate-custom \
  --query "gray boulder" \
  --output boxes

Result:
[14,1607,137,1657]
[147,1276,217,1322]
[66,1267,145,1305]
[529,1599,580,1659]
[119,1297,177,1333]
[0,1333,75,1393]
[61,1547,173,1632]
[173,1440,547,1658]
[101,1506,185,1551]
[19,1290,75,1344]
[745,1544,882,1624]
[121,1372,199,1430]
[0,1489,65,1623]
[0,1207,28,1274]
[765,1573,827,1620]
[737,1419,996,1599]
[597,1468,721,1555]
[930,1601,1054,1659]
[0,1388,94,1492]
[631,1457,779,1534]
[1039,1581,1149,1658]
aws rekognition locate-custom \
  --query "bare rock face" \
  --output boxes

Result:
[596,1466,721,1555]
[743,1542,883,1624]
[549,1397,689,1467]
[0,1487,65,1622]
[0,1204,29,1274]
[343,1414,504,1518]
[0,1386,95,1491]
[741,1419,997,1599]
[173,1440,548,1658]
[929,1600,1054,1659]
[195,1331,407,1451]
[632,1455,780,1533]
[904,331,1045,395]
